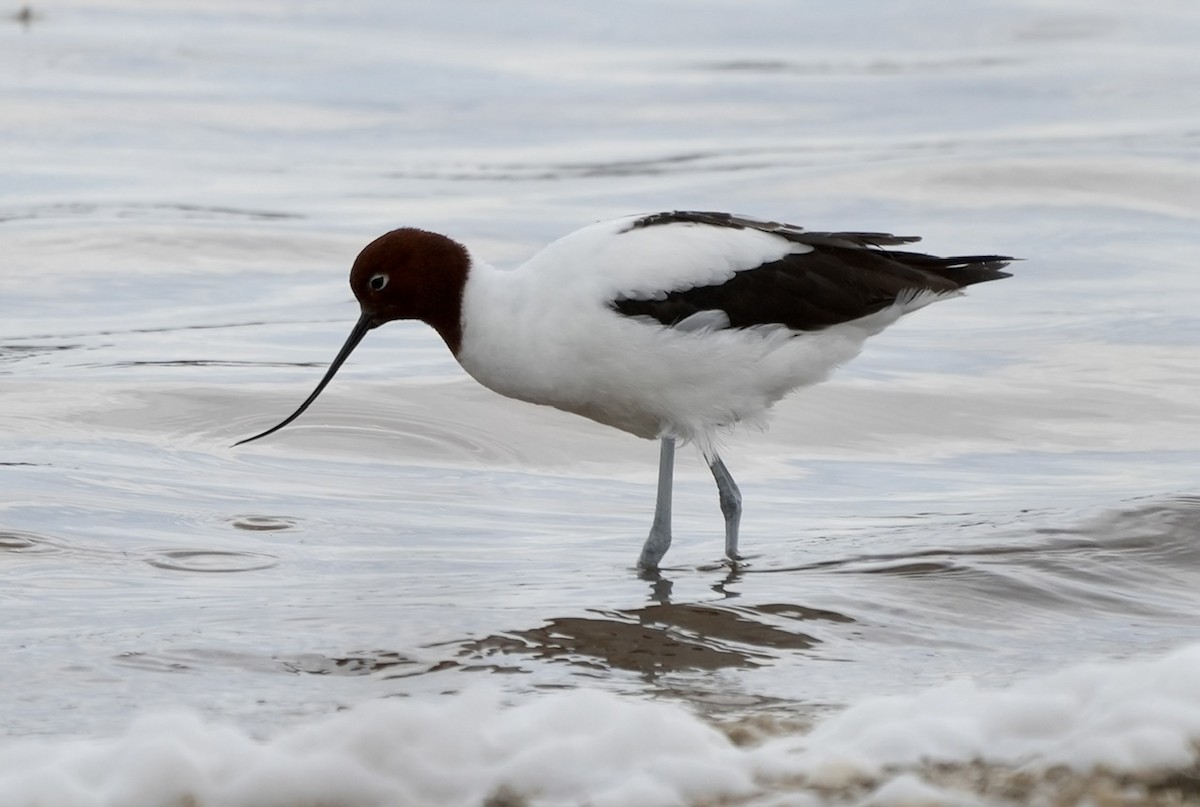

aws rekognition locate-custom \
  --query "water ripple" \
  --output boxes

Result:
[143,549,279,573]
[280,651,419,677]
[228,515,298,532]
[0,528,75,556]
[0,202,299,225]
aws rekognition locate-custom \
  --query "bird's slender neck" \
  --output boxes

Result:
[426,290,466,355]
[415,238,472,356]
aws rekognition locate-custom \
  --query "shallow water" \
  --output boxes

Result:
[3,0,1200,804]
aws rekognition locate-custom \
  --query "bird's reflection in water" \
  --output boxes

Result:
[451,564,854,680]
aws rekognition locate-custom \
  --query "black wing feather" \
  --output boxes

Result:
[613,210,1013,331]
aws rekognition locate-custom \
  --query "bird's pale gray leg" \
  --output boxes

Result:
[638,437,675,570]
[708,454,742,563]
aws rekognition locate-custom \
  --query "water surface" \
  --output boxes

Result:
[3,1,1200,804]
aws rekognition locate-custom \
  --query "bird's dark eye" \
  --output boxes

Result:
[369,274,388,291]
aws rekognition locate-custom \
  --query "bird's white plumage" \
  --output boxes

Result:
[455,215,953,454]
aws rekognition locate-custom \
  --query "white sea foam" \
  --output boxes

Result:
[3,644,1200,806]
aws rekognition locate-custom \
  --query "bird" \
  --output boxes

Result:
[236,211,1012,570]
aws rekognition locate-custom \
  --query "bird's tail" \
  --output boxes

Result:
[885,251,1016,288]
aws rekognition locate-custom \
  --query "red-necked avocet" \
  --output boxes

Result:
[237,211,1013,570]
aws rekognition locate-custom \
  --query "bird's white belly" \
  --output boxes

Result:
[456,301,888,445]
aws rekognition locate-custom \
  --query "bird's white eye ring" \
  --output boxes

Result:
[369,274,388,291]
